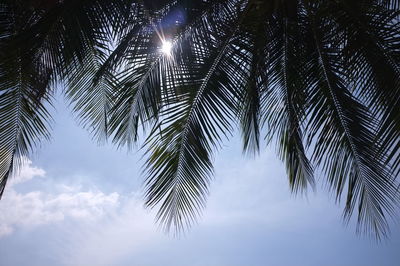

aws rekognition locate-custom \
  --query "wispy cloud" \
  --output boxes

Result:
[64,194,158,266]
[59,151,340,266]
[7,158,46,186]
[0,160,119,237]
[0,152,398,266]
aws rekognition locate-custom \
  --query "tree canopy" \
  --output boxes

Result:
[0,0,399,239]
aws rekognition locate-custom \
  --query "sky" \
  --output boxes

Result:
[0,97,399,266]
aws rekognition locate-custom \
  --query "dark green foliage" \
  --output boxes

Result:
[0,0,399,239]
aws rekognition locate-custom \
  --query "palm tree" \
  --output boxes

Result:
[0,0,399,238]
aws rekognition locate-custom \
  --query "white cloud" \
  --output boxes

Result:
[59,150,342,266]
[0,160,119,237]
[0,150,344,265]
[7,158,46,186]
[64,194,159,266]
[0,224,13,237]
[1,148,396,266]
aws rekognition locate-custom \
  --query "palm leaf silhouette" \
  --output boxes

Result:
[1,0,399,239]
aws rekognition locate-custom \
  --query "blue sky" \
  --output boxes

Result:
[0,97,399,266]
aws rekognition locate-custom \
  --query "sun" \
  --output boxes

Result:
[161,40,172,56]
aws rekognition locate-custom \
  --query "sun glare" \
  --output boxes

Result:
[161,41,172,56]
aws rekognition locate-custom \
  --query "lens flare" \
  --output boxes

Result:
[161,41,172,56]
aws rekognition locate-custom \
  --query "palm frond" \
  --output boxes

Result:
[106,0,231,149]
[0,57,53,198]
[0,0,127,194]
[262,8,314,192]
[304,2,397,238]
[65,45,115,143]
[334,1,400,177]
[143,0,245,233]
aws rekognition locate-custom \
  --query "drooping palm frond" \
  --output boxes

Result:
[0,50,53,198]
[333,0,400,177]
[105,0,230,149]
[237,45,263,156]
[262,6,315,193]
[0,2,54,197]
[301,1,398,238]
[65,45,115,144]
[143,0,247,233]
[0,0,130,193]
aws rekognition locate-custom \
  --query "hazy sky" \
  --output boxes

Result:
[0,97,399,266]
